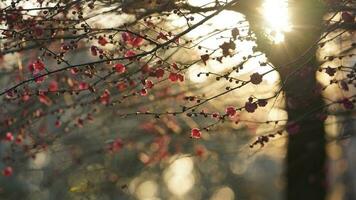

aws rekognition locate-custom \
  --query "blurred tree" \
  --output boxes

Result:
[232,0,327,199]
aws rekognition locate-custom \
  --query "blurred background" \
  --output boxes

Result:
[0,0,354,199]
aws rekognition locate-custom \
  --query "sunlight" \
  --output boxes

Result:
[262,0,291,43]
[164,156,195,196]
[136,180,159,200]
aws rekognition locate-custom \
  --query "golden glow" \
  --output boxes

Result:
[262,0,291,43]
[136,180,158,199]
[210,187,235,200]
[164,156,195,196]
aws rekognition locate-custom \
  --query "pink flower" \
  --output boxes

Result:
[286,122,300,135]
[2,166,13,177]
[340,98,354,110]
[169,72,179,82]
[100,89,110,105]
[191,128,202,139]
[115,63,126,74]
[125,50,136,60]
[5,132,14,142]
[98,36,108,46]
[48,81,58,92]
[225,106,236,117]
[116,82,127,91]
[155,68,165,79]
[145,80,154,89]
[79,82,89,90]
[140,89,148,96]
[38,94,52,106]
[245,102,257,113]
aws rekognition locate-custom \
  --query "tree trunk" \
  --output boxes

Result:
[281,49,327,200]
[233,0,327,199]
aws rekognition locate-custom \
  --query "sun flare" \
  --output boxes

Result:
[262,0,291,43]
